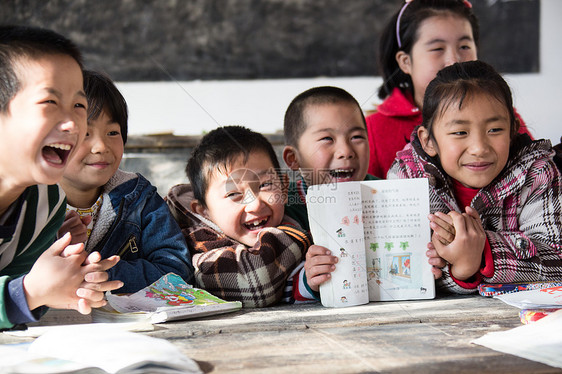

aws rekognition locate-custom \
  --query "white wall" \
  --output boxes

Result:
[118,0,561,145]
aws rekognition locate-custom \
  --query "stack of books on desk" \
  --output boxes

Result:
[478,281,562,324]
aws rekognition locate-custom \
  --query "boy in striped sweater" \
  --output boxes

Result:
[0,26,121,330]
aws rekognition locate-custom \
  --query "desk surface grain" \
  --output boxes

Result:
[2,294,561,373]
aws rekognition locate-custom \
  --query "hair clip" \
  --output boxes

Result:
[463,0,472,8]
[395,1,413,49]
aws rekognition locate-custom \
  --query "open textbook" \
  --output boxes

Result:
[306,178,436,307]
[1,328,202,374]
[92,273,242,323]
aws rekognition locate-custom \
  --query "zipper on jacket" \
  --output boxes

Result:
[93,199,125,254]
[117,235,138,258]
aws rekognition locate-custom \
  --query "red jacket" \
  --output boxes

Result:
[366,88,534,179]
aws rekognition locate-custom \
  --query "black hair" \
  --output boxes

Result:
[83,70,128,144]
[377,0,479,100]
[0,25,83,113]
[283,86,366,148]
[422,60,518,142]
[186,125,281,208]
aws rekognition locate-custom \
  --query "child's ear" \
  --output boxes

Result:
[282,146,301,171]
[191,200,208,217]
[417,126,438,157]
[395,51,412,75]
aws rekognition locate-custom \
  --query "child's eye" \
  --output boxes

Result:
[488,128,505,134]
[226,191,242,201]
[42,99,56,105]
[108,130,121,136]
[319,136,333,142]
[260,181,273,190]
[450,131,467,136]
[351,134,366,141]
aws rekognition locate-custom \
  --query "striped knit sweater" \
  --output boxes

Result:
[388,133,562,294]
[0,184,66,329]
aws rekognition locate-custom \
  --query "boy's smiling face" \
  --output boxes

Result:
[193,150,286,247]
[284,102,369,186]
[61,110,124,207]
[0,54,87,187]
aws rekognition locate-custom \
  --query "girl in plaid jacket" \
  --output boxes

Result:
[388,61,562,293]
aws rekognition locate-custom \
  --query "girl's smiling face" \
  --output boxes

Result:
[397,13,477,108]
[419,92,511,189]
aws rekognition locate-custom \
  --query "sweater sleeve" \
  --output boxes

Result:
[479,160,562,284]
[438,159,562,292]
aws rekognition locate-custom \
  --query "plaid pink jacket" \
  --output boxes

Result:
[388,134,562,294]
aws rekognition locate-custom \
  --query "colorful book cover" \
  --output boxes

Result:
[93,273,242,323]
[478,282,562,297]
[519,308,562,324]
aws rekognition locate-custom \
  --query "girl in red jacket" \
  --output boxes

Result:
[366,0,532,179]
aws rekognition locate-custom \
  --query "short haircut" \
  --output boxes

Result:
[186,125,281,208]
[422,60,518,140]
[283,86,366,148]
[378,0,479,100]
[83,70,129,144]
[0,25,83,113]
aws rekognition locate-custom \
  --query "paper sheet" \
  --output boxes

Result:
[472,309,562,369]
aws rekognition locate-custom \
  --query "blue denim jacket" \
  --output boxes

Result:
[86,170,194,293]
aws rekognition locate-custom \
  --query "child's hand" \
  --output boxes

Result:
[431,207,486,280]
[58,210,91,245]
[428,211,456,245]
[304,245,338,292]
[58,247,122,314]
[23,233,90,311]
[75,252,122,314]
[426,242,447,279]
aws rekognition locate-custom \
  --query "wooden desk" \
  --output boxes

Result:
[2,295,561,373]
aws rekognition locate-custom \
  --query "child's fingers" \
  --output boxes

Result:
[80,278,123,292]
[61,242,86,258]
[306,245,333,258]
[430,222,455,245]
[50,232,73,256]
[464,207,485,235]
[308,273,332,288]
[83,251,102,265]
[76,299,92,315]
[429,212,454,227]
[82,276,123,291]
[435,211,454,223]
[76,287,106,302]
[449,211,468,236]
[430,266,443,280]
[464,206,482,223]
[80,215,92,226]
[83,255,120,272]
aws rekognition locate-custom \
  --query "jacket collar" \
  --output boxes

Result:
[377,88,421,118]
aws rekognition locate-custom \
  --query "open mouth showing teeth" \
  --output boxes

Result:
[42,143,72,165]
[244,218,268,230]
[329,169,355,179]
